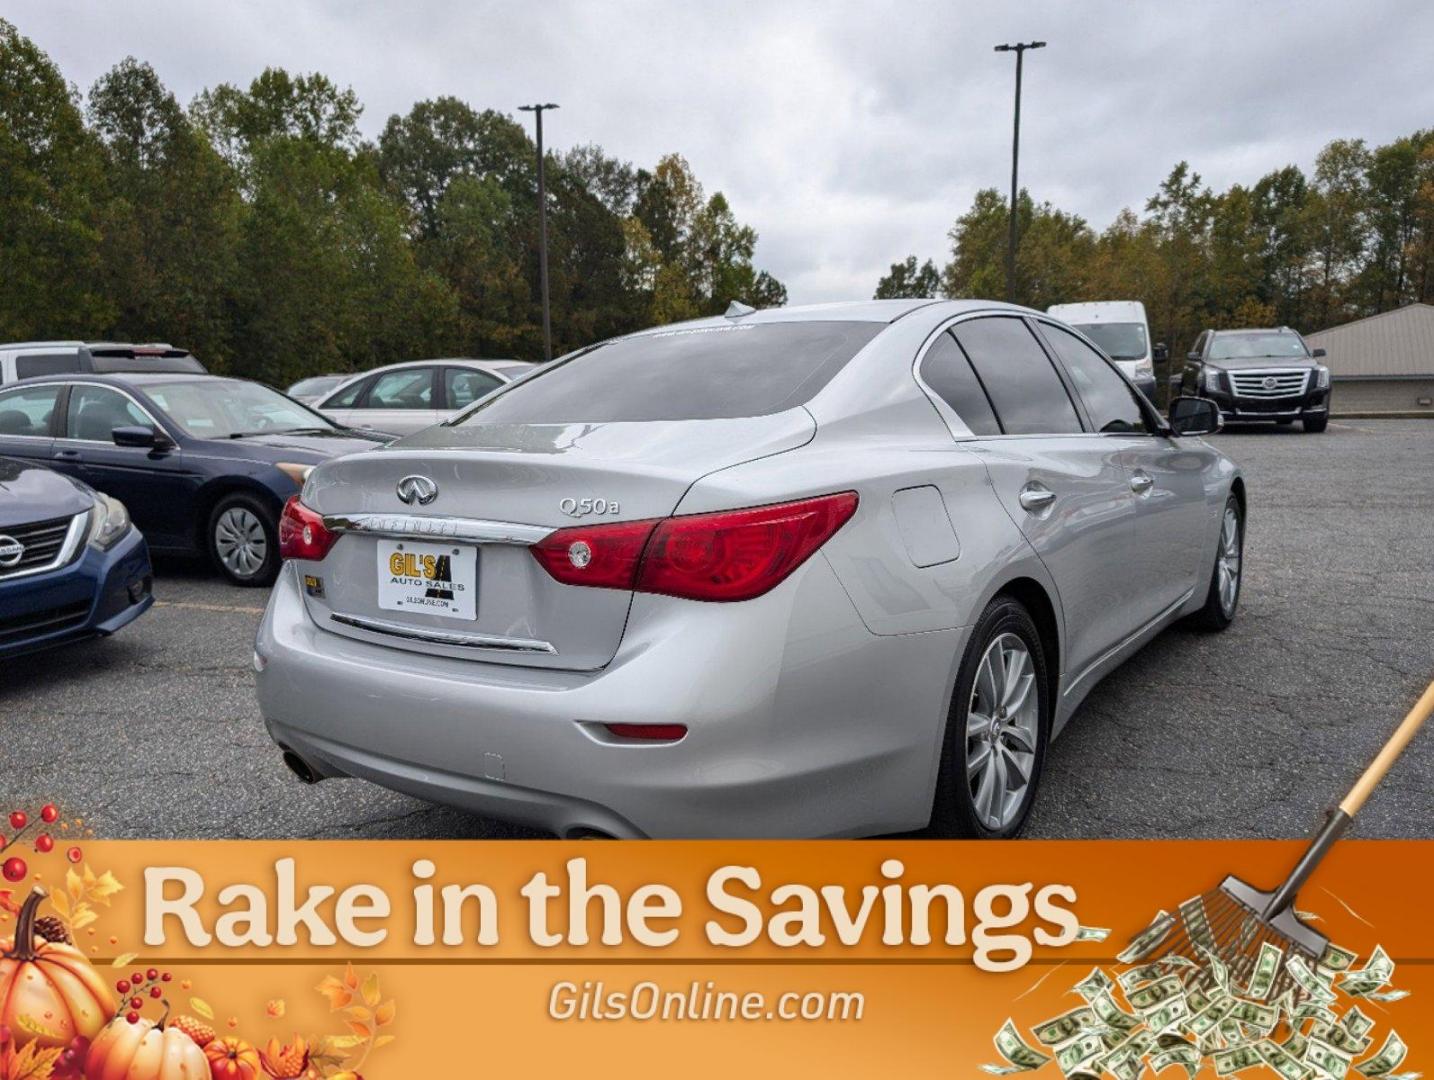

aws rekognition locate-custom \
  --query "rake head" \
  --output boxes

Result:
[1149,876,1329,1004]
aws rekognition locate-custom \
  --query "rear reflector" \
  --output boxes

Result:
[278,496,339,561]
[530,492,858,602]
[604,723,688,742]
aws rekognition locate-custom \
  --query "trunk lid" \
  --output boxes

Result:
[298,413,814,670]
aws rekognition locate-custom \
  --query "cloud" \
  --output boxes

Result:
[10,0,1434,303]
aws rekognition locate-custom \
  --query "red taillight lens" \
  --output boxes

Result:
[529,492,858,602]
[530,517,659,589]
[277,495,338,561]
[604,723,688,742]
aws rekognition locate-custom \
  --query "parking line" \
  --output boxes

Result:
[154,600,267,615]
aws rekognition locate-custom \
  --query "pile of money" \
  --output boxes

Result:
[982,906,1416,1080]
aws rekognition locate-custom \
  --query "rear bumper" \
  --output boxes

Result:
[255,560,962,838]
[0,528,153,659]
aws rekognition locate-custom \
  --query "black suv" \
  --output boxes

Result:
[0,341,205,385]
[1176,327,1331,432]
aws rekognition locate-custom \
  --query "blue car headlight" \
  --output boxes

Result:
[87,493,132,550]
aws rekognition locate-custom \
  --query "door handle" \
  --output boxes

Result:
[1130,471,1154,494]
[1018,484,1056,512]
[53,449,81,461]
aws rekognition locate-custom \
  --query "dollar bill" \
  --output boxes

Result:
[1118,911,1176,964]
[1056,1033,1107,1076]
[985,1019,1054,1074]
[1074,967,1115,1002]
[1288,954,1339,1005]
[1294,1001,1338,1027]
[1228,999,1279,1033]
[1246,941,1284,1001]
[1340,946,1394,997]
[1342,1007,1376,1040]
[1312,1020,1373,1056]
[1284,1031,1310,1059]
[1355,1032,1407,1078]
[1187,997,1237,1039]
[1307,1036,1354,1079]
[1151,1044,1200,1078]
[1213,1044,1263,1076]
[1362,989,1409,1003]
[1091,991,1142,1034]
[1034,1006,1099,1047]
[1186,985,1212,1015]
[1319,943,1358,973]
[1146,997,1191,1034]
[1128,975,1185,1014]
[1076,925,1112,942]
[1200,945,1232,993]
[1179,895,1217,952]
[1258,1039,1312,1080]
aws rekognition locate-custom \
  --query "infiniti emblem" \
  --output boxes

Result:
[0,535,24,568]
[396,475,439,506]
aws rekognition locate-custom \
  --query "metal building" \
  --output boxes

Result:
[1305,303,1434,415]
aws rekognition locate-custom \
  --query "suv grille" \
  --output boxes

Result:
[0,600,91,646]
[0,514,83,579]
[1228,369,1310,399]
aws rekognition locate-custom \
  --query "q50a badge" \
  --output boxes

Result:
[560,497,622,518]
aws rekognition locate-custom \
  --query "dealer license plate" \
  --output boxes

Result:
[376,540,477,620]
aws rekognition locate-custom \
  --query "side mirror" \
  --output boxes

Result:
[1186,351,1202,362]
[1311,347,1326,358]
[112,424,170,450]
[1168,396,1222,437]
[1153,343,1169,362]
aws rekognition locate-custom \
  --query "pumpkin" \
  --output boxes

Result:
[204,1036,261,1080]
[0,887,115,1050]
[84,1015,208,1080]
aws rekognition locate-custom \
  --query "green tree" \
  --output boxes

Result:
[874,255,940,299]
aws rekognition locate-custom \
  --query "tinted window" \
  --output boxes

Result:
[1209,331,1309,361]
[950,318,1082,435]
[67,386,153,441]
[460,322,884,424]
[367,368,434,409]
[920,331,1001,435]
[0,384,62,436]
[15,353,82,379]
[1042,325,1147,434]
[145,379,337,438]
[445,368,503,409]
[324,376,369,409]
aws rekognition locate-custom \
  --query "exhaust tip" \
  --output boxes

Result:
[281,750,321,785]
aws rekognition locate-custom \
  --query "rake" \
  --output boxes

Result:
[1135,678,1434,1003]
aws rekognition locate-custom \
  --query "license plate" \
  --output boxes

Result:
[377,540,477,620]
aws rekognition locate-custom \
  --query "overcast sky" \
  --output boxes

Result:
[11,0,1434,303]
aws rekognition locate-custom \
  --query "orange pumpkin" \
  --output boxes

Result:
[84,1015,209,1080]
[204,1036,261,1080]
[0,887,115,1050]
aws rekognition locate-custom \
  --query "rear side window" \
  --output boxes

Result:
[15,353,81,379]
[0,384,62,436]
[951,317,1082,436]
[459,322,884,424]
[1041,325,1147,434]
[367,368,434,409]
[920,331,1001,435]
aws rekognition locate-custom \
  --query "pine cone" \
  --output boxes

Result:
[33,915,70,944]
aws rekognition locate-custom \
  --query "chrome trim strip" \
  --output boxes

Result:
[1064,588,1196,697]
[0,512,89,581]
[328,612,557,654]
[322,512,551,546]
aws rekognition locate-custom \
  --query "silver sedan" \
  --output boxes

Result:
[313,358,537,436]
[255,299,1242,838]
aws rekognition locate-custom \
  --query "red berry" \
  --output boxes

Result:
[116,979,130,994]
[161,972,172,982]
[126,1011,139,1024]
[131,972,143,986]
[150,986,162,999]
[146,967,159,981]
[129,996,143,1010]
[66,846,82,863]
[1,856,26,882]
[41,804,59,824]
[8,811,25,831]
[35,834,54,853]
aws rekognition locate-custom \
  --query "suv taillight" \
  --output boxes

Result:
[530,492,858,602]
[278,496,338,561]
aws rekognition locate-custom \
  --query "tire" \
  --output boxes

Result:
[1188,494,1243,632]
[928,596,1050,839]
[208,492,279,587]
[1303,413,1328,433]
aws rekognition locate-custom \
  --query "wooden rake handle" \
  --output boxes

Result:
[1338,678,1434,818]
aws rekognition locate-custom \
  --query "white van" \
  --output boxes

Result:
[1046,301,1161,401]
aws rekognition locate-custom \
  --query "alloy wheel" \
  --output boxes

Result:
[215,506,268,579]
[965,632,1040,830]
[1217,506,1242,616]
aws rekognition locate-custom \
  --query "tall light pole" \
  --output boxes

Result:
[993,41,1044,304]
[519,102,559,361]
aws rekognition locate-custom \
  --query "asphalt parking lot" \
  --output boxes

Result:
[2,419,1431,840]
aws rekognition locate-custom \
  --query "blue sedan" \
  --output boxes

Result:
[0,374,386,585]
[0,456,152,658]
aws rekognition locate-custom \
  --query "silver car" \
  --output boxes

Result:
[255,300,1243,839]
[314,358,536,436]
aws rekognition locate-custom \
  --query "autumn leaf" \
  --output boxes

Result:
[47,892,69,920]
[2,1041,64,1080]
[373,1000,395,1027]
[373,1034,396,1049]
[65,868,84,904]
[266,999,286,1018]
[111,952,138,968]
[0,890,20,917]
[320,1035,364,1053]
[342,1006,371,1025]
[344,1020,371,1040]
[360,972,380,1007]
[190,997,215,1020]
[342,963,359,990]
[315,975,353,1011]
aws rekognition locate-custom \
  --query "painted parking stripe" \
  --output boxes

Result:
[154,599,267,615]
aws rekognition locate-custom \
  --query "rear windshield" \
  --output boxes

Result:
[1070,322,1147,361]
[454,321,883,424]
[1209,332,1308,361]
[91,354,205,374]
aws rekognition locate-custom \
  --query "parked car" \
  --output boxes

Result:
[0,456,152,658]
[0,341,205,384]
[256,299,1242,839]
[0,374,386,587]
[1046,300,1162,401]
[1176,326,1330,432]
[314,359,536,436]
[286,374,350,405]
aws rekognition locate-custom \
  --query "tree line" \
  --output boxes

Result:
[877,133,1434,362]
[0,20,787,387]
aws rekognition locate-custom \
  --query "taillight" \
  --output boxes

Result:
[530,492,857,602]
[278,496,338,561]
